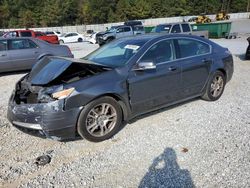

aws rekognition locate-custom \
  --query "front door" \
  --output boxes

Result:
[128,39,182,115]
[8,39,40,70]
[0,39,12,72]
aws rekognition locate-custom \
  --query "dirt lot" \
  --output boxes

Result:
[0,38,250,187]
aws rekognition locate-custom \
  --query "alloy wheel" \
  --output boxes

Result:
[85,103,117,137]
[210,75,224,98]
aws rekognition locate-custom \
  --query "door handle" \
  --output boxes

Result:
[0,54,6,57]
[168,66,177,71]
[202,58,211,63]
[34,51,39,54]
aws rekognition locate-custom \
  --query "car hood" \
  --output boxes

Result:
[28,56,109,86]
[97,31,113,36]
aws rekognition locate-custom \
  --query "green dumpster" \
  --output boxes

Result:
[191,21,231,38]
[144,26,155,33]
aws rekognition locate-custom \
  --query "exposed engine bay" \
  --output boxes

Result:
[14,58,109,105]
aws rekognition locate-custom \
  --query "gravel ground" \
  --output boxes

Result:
[0,37,250,188]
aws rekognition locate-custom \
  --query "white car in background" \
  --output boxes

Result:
[59,32,85,43]
[88,32,97,44]
[45,31,62,37]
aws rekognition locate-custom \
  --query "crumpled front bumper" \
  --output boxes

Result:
[7,91,82,141]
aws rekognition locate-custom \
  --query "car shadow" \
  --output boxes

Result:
[139,147,194,188]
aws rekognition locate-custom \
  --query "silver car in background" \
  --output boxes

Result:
[0,37,73,73]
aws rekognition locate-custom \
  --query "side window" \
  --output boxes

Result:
[46,32,54,35]
[0,40,7,51]
[140,40,174,64]
[177,39,210,58]
[124,27,131,32]
[65,33,72,37]
[171,24,181,33]
[35,32,44,37]
[20,32,32,37]
[181,24,191,32]
[117,28,124,33]
[28,40,38,48]
[9,39,36,50]
[5,32,17,37]
[71,33,78,36]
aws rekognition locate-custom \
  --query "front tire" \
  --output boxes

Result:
[202,71,226,101]
[77,97,122,142]
[59,40,64,44]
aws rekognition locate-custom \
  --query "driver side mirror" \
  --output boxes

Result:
[133,61,156,71]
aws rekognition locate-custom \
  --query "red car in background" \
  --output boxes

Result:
[3,30,59,44]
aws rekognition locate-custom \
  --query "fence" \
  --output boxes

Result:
[1,12,249,33]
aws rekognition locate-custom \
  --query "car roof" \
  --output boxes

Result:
[0,37,39,41]
[158,22,189,26]
[118,33,213,45]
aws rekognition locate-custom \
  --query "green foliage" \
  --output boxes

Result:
[0,0,248,28]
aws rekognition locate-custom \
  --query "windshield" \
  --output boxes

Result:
[107,26,117,32]
[83,38,148,67]
[155,25,171,33]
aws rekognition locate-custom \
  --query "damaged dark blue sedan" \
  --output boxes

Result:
[7,34,234,142]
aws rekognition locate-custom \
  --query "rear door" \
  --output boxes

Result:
[0,39,12,72]
[116,27,125,38]
[123,26,133,37]
[64,33,74,43]
[175,38,212,97]
[8,39,40,70]
[70,33,80,42]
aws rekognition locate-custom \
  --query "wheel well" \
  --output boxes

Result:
[217,68,227,80]
[92,94,129,121]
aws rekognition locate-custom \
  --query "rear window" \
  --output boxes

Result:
[134,26,144,31]
[46,31,54,35]
[181,24,191,32]
[9,39,37,50]
[177,39,210,58]
[35,32,44,37]
[20,31,32,37]
[124,27,131,32]
[171,24,181,33]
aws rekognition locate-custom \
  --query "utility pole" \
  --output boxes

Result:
[247,0,250,12]
[226,0,231,13]
[205,0,208,14]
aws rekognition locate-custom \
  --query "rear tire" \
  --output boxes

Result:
[202,71,226,101]
[59,40,64,44]
[77,97,122,142]
[78,38,83,42]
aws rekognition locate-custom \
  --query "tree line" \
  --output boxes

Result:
[0,0,248,28]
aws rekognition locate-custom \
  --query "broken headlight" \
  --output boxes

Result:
[52,88,75,100]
